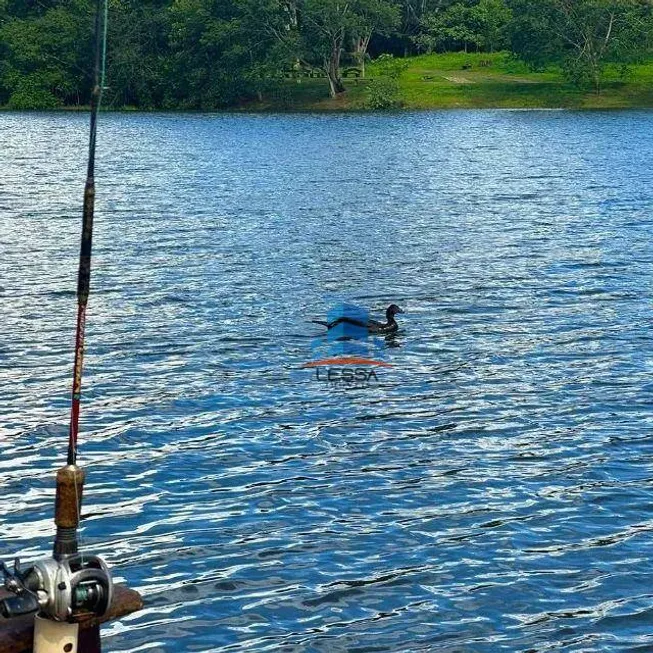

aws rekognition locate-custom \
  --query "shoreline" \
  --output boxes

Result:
[2,104,652,114]
[2,53,651,114]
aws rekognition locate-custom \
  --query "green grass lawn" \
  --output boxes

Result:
[247,52,653,111]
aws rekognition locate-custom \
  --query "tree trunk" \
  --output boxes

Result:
[326,67,346,97]
[586,47,602,95]
[592,62,602,95]
[362,33,370,78]
[354,33,371,79]
[325,39,345,97]
[286,0,299,29]
[354,32,372,77]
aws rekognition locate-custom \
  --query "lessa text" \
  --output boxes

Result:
[314,368,379,384]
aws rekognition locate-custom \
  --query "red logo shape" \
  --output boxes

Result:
[302,357,393,369]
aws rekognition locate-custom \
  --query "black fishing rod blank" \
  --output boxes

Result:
[0,1,114,649]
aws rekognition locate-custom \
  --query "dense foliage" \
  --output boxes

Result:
[0,0,651,108]
[509,0,653,91]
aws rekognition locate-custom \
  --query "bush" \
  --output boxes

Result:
[365,54,407,109]
[365,77,402,109]
[7,76,61,110]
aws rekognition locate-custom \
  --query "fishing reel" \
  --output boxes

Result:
[0,553,112,622]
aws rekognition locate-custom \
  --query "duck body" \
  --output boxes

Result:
[367,305,404,334]
[313,304,404,338]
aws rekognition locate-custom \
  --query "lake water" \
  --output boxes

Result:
[0,110,652,652]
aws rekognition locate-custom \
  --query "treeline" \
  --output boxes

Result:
[0,0,651,109]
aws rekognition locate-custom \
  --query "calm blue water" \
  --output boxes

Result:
[1,110,652,652]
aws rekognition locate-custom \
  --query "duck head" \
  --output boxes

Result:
[386,304,405,320]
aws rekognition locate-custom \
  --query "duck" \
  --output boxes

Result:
[313,304,405,335]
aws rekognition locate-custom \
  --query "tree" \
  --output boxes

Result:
[0,0,9,104]
[351,0,400,77]
[395,0,452,55]
[298,0,399,96]
[105,0,172,109]
[0,0,94,109]
[298,0,352,95]
[168,0,241,108]
[472,0,511,52]
[167,0,287,108]
[508,0,653,91]
[248,0,401,98]
[415,2,479,52]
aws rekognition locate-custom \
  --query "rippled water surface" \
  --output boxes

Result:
[1,110,653,652]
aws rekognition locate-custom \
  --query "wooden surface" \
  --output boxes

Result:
[0,585,143,653]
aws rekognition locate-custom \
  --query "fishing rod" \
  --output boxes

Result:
[68,0,108,470]
[0,1,119,650]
